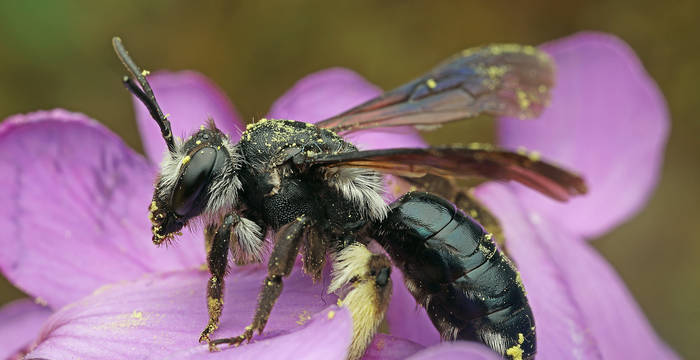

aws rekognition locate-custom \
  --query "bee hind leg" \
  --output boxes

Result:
[329,242,393,360]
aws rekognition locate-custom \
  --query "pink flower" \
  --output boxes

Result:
[0,32,677,359]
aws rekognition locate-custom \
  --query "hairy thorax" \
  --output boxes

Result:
[236,119,385,231]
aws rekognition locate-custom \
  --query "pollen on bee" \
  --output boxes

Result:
[182,155,191,165]
[528,150,541,161]
[164,113,171,119]
[196,140,202,145]
[141,69,150,76]
[327,310,336,319]
[426,78,437,89]
[516,89,531,110]
[506,343,524,360]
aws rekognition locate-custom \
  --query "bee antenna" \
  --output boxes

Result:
[112,36,176,153]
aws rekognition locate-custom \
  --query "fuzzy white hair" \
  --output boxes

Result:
[230,217,265,264]
[324,167,388,221]
[156,135,243,223]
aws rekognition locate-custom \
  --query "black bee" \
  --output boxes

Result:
[113,37,586,360]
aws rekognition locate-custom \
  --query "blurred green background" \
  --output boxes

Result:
[0,1,698,358]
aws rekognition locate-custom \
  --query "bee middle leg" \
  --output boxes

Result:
[199,213,239,350]
[212,214,313,347]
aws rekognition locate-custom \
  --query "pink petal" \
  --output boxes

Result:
[362,334,425,360]
[173,309,351,360]
[132,71,244,163]
[267,68,426,149]
[0,110,206,309]
[384,269,441,346]
[0,299,52,359]
[498,32,669,239]
[533,211,679,359]
[406,341,501,360]
[27,267,347,359]
[476,182,677,359]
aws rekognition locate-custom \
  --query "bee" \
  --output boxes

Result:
[113,37,586,360]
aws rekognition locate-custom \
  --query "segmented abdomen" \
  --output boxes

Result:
[373,191,535,359]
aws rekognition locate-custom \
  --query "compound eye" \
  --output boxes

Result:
[172,147,219,216]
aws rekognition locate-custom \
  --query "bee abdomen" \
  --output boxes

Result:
[374,191,535,359]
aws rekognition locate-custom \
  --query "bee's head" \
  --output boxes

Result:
[112,38,242,245]
[149,123,242,245]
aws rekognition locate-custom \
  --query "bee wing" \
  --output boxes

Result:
[306,146,587,202]
[315,44,554,133]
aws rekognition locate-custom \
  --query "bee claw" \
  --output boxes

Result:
[209,325,256,348]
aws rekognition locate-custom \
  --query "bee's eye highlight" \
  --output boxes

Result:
[172,147,221,216]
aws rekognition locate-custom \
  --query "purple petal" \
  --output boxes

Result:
[534,211,679,359]
[0,110,206,309]
[362,334,424,360]
[498,32,669,239]
[174,309,351,360]
[132,71,245,163]
[27,267,346,360]
[406,342,501,360]
[475,182,677,359]
[0,299,52,359]
[384,269,441,346]
[268,68,426,149]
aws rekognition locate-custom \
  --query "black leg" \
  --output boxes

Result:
[302,226,327,282]
[199,213,239,350]
[213,215,313,346]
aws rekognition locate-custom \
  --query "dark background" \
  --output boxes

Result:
[0,1,697,358]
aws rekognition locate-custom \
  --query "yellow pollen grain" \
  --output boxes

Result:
[506,344,524,360]
[196,140,202,145]
[327,310,336,319]
[141,69,150,76]
[426,78,437,89]
[132,310,143,320]
[181,155,191,165]
[486,65,507,79]
[164,113,171,119]
[528,151,541,161]
[337,298,344,306]
[516,90,531,110]
[200,125,205,130]
[150,201,158,212]
[297,310,311,325]
[518,333,524,344]
[34,297,48,306]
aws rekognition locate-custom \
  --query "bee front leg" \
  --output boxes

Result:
[199,213,238,351]
[213,215,313,347]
